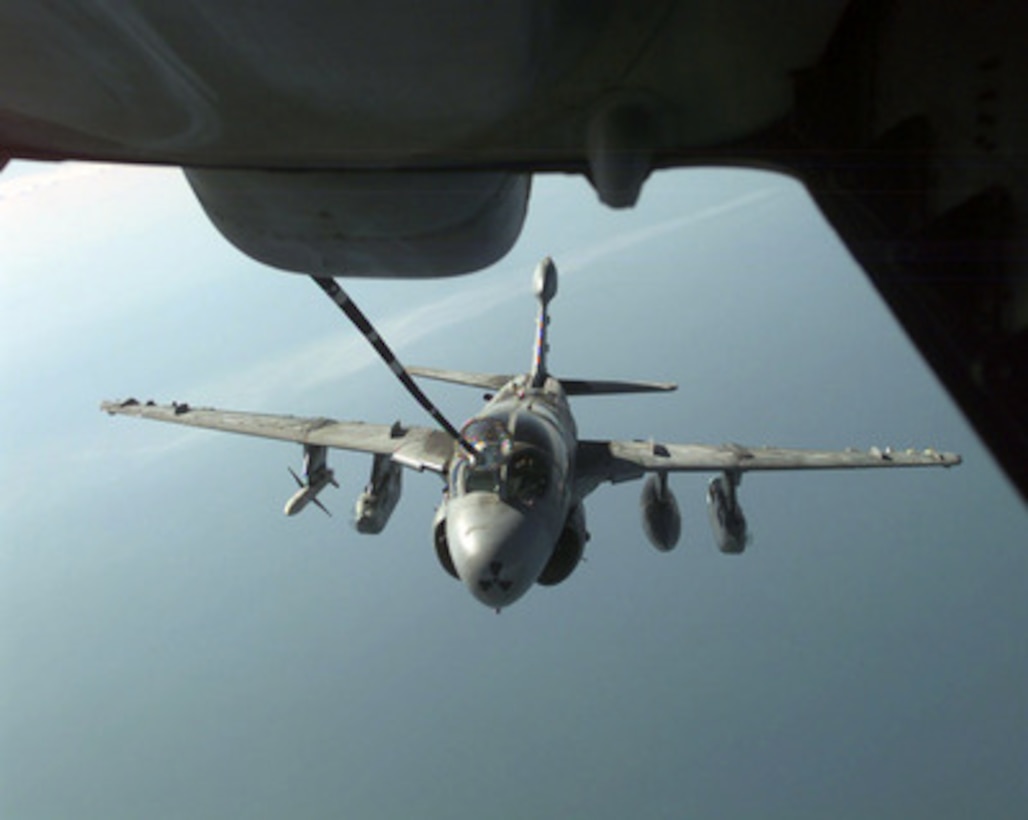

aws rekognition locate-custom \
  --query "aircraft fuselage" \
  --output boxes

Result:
[444,375,577,609]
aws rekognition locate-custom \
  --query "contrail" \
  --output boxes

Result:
[559,187,778,275]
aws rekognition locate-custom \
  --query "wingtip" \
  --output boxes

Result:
[921,447,962,466]
[101,397,138,414]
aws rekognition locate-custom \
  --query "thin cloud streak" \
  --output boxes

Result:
[559,188,779,276]
[186,273,527,407]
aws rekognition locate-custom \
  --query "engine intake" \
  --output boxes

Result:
[538,504,588,586]
[432,504,458,579]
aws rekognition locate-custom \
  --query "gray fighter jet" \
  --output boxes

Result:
[102,259,960,610]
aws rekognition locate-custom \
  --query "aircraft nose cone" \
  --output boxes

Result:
[446,494,551,609]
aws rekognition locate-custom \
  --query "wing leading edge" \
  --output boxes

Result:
[100,400,453,473]
[576,439,961,495]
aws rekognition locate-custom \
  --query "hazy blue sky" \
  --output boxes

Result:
[1,161,1025,820]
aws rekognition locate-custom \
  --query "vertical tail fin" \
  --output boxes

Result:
[530,257,558,388]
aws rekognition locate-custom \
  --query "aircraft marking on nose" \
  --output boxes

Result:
[478,561,513,593]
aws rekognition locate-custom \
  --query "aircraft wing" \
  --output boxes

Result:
[575,439,961,496]
[101,400,454,473]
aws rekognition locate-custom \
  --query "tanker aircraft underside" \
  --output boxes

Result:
[103,259,960,610]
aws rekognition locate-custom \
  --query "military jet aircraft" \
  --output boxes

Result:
[103,259,960,610]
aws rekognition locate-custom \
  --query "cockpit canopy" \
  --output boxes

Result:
[453,416,554,504]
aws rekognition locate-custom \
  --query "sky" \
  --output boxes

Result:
[1,161,1025,820]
